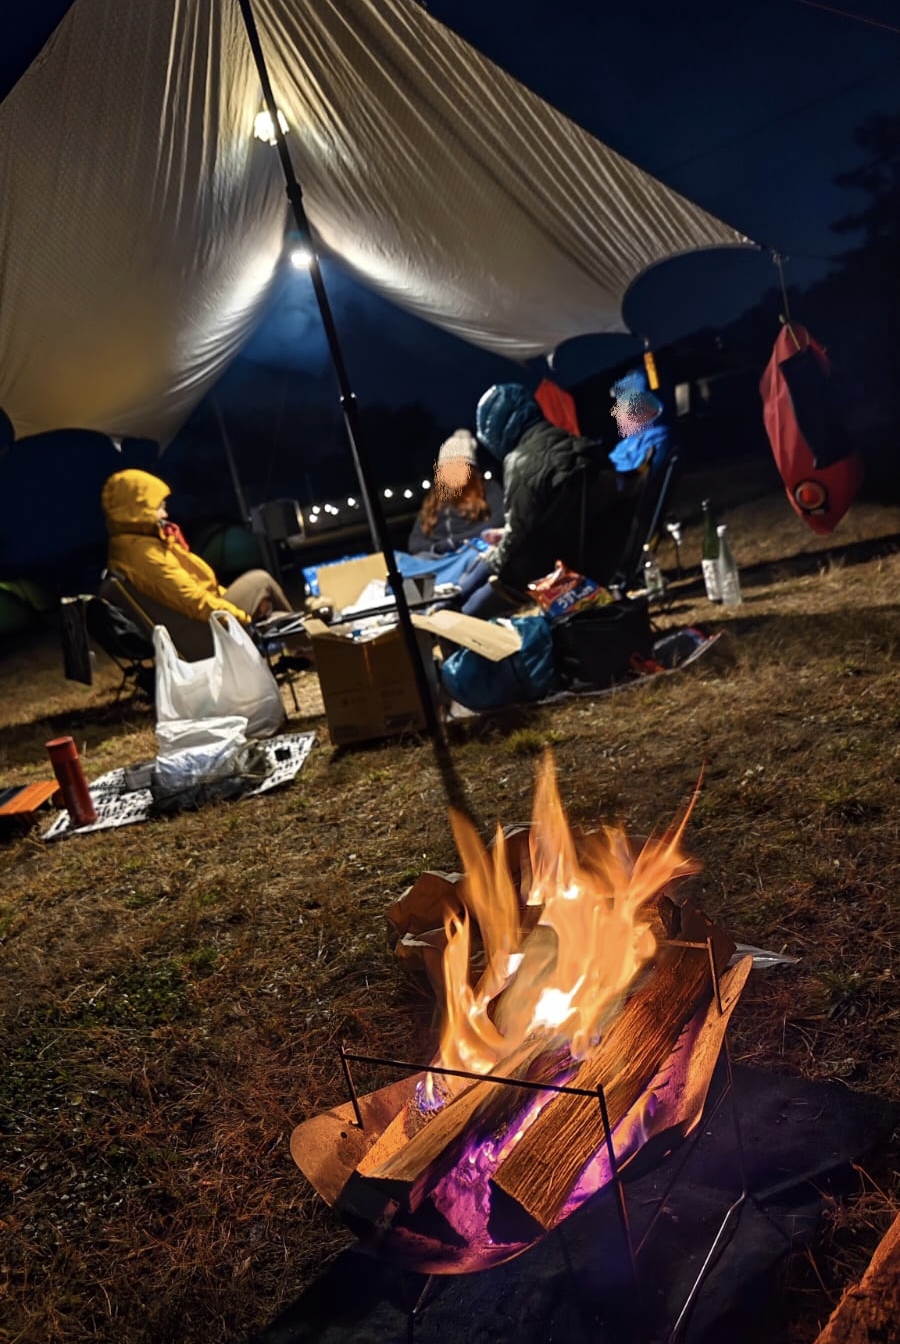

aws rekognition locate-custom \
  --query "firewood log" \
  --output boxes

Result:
[489,902,733,1228]
[353,899,729,1223]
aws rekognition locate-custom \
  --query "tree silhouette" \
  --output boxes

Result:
[831,111,900,252]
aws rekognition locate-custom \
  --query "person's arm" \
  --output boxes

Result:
[485,478,506,530]
[141,544,252,624]
[486,457,546,590]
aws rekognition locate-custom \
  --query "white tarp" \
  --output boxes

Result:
[0,0,749,445]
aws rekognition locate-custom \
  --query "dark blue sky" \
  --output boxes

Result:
[231,0,900,421]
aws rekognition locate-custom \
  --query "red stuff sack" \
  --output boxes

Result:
[760,322,863,537]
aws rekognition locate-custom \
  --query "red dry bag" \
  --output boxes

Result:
[760,322,863,536]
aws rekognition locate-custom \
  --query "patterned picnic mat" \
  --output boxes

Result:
[42,732,316,841]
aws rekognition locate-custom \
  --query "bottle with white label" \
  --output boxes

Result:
[716,524,742,607]
[701,499,721,602]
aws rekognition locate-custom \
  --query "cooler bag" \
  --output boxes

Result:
[552,598,653,691]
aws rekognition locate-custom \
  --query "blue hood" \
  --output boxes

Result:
[475,384,542,461]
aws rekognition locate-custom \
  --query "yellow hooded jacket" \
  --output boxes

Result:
[101,471,251,626]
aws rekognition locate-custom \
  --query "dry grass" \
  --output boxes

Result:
[1,456,899,1343]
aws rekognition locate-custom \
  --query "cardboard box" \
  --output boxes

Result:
[315,554,388,612]
[305,618,438,746]
[305,557,521,746]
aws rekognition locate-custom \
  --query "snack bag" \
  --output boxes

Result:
[528,561,581,610]
[529,562,613,624]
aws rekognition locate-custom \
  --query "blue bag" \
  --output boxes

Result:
[441,615,557,711]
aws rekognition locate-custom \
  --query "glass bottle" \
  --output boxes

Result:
[641,544,666,601]
[716,524,742,607]
[701,499,721,602]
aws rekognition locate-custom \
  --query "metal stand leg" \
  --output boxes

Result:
[406,1274,436,1342]
[596,1083,639,1288]
[664,944,750,1344]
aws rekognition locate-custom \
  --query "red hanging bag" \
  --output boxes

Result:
[760,322,863,536]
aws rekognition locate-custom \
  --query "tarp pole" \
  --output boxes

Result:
[212,397,251,523]
[237,0,439,739]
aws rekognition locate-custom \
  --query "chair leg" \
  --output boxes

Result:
[112,668,129,706]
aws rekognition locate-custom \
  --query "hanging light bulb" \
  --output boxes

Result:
[290,245,312,270]
[253,107,289,145]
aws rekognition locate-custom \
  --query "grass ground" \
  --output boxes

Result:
[1,455,898,1344]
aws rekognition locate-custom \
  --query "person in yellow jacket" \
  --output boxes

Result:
[101,469,294,627]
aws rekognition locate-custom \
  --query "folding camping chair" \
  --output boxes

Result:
[98,571,302,712]
[98,571,214,662]
[607,445,681,593]
[60,594,156,703]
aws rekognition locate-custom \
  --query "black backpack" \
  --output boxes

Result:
[552,597,654,692]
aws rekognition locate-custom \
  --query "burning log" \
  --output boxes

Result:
[291,753,753,1273]
[488,901,733,1229]
[352,898,732,1219]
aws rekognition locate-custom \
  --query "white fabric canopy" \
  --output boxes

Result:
[0,0,749,445]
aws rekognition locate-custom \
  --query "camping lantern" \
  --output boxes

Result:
[253,107,288,144]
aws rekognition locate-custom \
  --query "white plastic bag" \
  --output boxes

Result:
[154,615,285,738]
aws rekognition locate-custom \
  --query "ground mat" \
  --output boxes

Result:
[42,731,316,840]
[246,1066,897,1344]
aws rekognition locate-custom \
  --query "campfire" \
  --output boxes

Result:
[291,755,751,1273]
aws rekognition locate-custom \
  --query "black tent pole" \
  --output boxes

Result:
[237,0,439,739]
[212,396,251,523]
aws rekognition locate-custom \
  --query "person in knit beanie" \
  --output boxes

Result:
[407,430,504,556]
[433,429,478,502]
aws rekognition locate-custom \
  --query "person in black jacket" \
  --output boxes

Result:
[458,384,643,618]
[407,430,504,556]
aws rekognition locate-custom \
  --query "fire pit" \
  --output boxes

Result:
[291,755,751,1275]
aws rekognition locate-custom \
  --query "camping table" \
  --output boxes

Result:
[253,589,461,636]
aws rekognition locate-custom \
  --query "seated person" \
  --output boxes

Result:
[608,368,671,476]
[101,469,304,658]
[458,384,644,619]
[407,430,504,556]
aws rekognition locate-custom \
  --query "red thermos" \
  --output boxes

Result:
[46,737,98,827]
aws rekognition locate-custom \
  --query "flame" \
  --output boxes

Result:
[427,752,700,1091]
